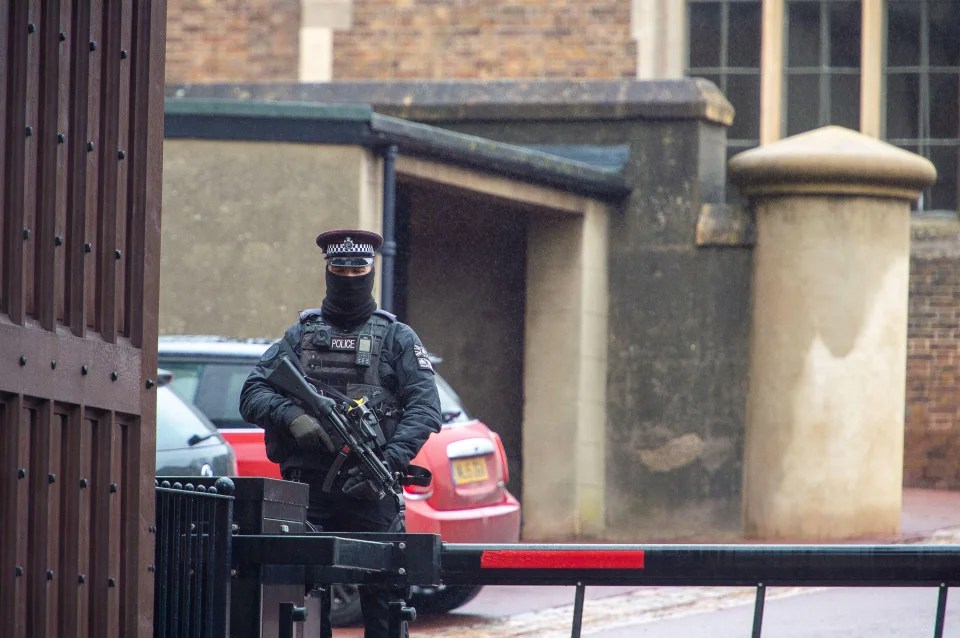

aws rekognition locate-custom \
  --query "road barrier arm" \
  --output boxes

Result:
[231,535,960,638]
[440,542,960,586]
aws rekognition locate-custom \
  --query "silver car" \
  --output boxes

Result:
[156,370,236,477]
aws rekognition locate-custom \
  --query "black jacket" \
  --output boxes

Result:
[239,314,441,475]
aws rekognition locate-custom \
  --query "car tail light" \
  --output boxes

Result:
[490,431,509,485]
[403,482,433,500]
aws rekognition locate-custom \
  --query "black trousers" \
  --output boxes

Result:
[298,469,408,638]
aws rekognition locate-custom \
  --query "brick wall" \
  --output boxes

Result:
[332,0,636,80]
[904,217,960,489]
[165,0,300,83]
[166,0,636,82]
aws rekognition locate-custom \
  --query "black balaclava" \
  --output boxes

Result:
[321,267,377,328]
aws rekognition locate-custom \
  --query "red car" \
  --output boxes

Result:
[158,335,520,623]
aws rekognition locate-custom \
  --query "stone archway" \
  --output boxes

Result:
[396,157,610,540]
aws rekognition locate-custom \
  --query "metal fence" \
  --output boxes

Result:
[154,478,234,638]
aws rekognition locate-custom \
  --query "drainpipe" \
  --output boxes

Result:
[380,145,398,313]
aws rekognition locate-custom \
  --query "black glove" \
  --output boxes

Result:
[342,466,384,500]
[288,414,335,453]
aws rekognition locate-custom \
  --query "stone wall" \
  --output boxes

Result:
[163,79,745,540]
[321,80,747,540]
[159,140,381,338]
[904,214,960,489]
[163,2,960,495]
[165,0,300,82]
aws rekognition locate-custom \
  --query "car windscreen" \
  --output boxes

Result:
[163,356,473,427]
[156,386,219,450]
[163,360,259,429]
[435,374,471,423]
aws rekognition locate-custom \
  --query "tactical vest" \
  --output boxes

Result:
[297,309,401,442]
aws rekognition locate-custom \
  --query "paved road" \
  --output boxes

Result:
[331,582,960,637]
[328,524,960,637]
[590,586,960,638]
[322,498,960,638]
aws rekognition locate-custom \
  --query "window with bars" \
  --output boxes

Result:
[686,0,959,212]
[785,0,861,137]
[886,0,959,212]
[687,0,762,170]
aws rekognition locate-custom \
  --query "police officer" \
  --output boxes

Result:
[239,229,441,638]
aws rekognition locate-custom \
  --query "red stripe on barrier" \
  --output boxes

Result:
[480,550,645,569]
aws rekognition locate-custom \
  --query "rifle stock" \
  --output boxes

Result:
[265,356,337,417]
[265,356,396,498]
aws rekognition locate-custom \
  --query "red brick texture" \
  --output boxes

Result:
[332,0,637,80]
[165,0,300,83]
[905,232,960,488]
[167,0,636,82]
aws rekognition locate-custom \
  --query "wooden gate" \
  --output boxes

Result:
[0,2,167,636]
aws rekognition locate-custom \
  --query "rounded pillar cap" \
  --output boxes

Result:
[729,126,937,200]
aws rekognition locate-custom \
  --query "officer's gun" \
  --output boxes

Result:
[265,356,397,501]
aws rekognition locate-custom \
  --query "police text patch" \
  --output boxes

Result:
[330,336,357,351]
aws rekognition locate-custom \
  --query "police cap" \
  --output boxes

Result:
[315,229,383,267]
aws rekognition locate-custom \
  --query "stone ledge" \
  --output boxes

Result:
[730,126,937,200]
[911,213,960,259]
[166,78,734,125]
[695,203,755,247]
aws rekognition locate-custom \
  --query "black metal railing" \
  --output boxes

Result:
[154,478,235,638]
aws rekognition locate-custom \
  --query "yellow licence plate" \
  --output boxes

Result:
[452,457,488,485]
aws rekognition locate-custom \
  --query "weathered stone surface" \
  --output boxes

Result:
[163,79,749,540]
[166,78,735,126]
[696,203,755,246]
[729,126,937,200]
[425,81,749,540]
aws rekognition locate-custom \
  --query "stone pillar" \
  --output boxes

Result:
[730,126,937,540]
[300,0,353,82]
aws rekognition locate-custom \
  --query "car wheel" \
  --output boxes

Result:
[329,584,363,627]
[409,584,484,614]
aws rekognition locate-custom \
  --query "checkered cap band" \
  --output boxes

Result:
[324,237,374,258]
